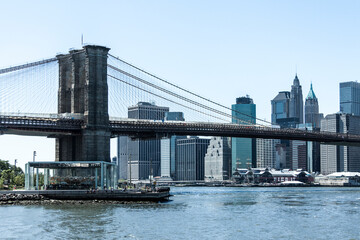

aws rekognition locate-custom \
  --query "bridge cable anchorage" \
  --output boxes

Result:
[108,64,265,127]
[108,54,272,126]
[0,58,57,75]
[107,74,229,122]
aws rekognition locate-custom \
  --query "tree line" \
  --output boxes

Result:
[0,160,25,189]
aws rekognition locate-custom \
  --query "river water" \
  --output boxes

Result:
[1,187,360,239]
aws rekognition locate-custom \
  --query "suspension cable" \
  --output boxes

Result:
[108,54,272,126]
[108,64,260,126]
[0,58,57,75]
[108,74,230,122]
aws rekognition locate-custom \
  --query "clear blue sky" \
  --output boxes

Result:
[0,0,360,170]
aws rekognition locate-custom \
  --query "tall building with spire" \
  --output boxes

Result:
[271,75,303,128]
[289,74,304,124]
[304,83,323,173]
[271,75,304,169]
[305,83,322,128]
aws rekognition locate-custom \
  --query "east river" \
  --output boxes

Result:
[1,187,360,239]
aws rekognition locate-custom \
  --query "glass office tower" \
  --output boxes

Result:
[231,96,256,174]
[340,81,360,116]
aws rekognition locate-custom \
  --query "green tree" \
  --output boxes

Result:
[0,160,11,171]
[1,169,13,184]
[14,174,25,187]
[0,159,25,189]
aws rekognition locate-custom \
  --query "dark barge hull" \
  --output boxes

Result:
[0,190,171,202]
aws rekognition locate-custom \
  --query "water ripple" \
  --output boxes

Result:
[1,187,360,239]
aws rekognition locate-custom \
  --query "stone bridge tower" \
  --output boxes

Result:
[56,45,110,162]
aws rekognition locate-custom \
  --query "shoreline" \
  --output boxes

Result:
[0,189,171,205]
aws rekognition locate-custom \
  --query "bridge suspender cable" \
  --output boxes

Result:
[108,64,258,126]
[0,58,57,75]
[107,74,229,122]
[108,54,272,126]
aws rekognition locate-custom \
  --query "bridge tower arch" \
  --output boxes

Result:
[56,45,110,162]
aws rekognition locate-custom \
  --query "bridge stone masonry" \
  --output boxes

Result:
[56,45,111,162]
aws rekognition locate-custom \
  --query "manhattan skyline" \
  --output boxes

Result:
[1,1,360,170]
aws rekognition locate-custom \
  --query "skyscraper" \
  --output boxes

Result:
[304,83,323,173]
[231,96,256,173]
[320,114,342,175]
[289,74,304,124]
[271,75,304,169]
[127,102,169,120]
[320,82,360,174]
[160,112,185,179]
[271,91,291,127]
[118,102,169,181]
[176,137,210,181]
[117,136,129,180]
[291,139,307,170]
[305,83,321,128]
[256,138,280,168]
[320,113,360,174]
[292,124,321,173]
[340,81,360,116]
[272,75,304,128]
[204,137,232,181]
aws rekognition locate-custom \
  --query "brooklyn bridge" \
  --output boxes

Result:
[0,45,359,163]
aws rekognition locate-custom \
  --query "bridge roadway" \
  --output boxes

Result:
[0,115,359,146]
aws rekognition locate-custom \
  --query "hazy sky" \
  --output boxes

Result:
[0,0,360,170]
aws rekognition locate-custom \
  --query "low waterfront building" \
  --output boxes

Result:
[315,172,360,186]
[232,168,312,184]
[25,161,117,190]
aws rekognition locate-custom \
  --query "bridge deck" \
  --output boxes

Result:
[1,115,360,146]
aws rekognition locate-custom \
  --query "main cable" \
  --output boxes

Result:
[0,58,57,75]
